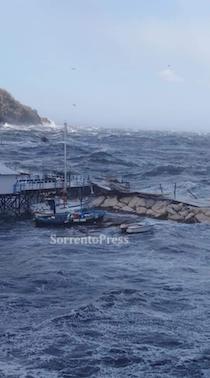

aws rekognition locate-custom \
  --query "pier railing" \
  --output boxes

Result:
[14,175,90,193]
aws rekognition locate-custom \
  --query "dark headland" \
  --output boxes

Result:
[0,88,48,125]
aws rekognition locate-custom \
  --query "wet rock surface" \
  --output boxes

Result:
[90,193,210,224]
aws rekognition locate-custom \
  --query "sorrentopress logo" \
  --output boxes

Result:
[50,234,129,246]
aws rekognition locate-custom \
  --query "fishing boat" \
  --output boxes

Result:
[34,209,105,227]
[120,221,153,234]
[68,209,104,224]
[34,212,68,227]
[32,197,90,216]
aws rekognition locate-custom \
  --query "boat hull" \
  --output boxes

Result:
[120,222,153,234]
[126,225,152,234]
[34,210,105,227]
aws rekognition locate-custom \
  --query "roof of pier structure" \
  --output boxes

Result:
[0,163,17,175]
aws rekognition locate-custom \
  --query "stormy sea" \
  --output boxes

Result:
[0,124,210,378]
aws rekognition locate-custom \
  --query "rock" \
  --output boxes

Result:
[136,206,147,215]
[185,212,196,223]
[167,205,177,216]
[195,213,210,223]
[121,205,135,213]
[144,199,155,208]
[128,196,141,209]
[151,202,168,219]
[113,204,123,210]
[152,201,166,212]
[113,201,124,209]
[101,196,118,208]
[146,209,160,218]
[191,207,201,215]
[147,207,167,219]
[41,136,49,143]
[111,199,126,210]
[41,117,51,124]
[201,209,210,217]
[172,203,184,212]
[136,198,147,208]
[168,213,184,222]
[119,196,131,205]
[90,196,105,207]
[0,88,43,125]
[157,208,168,219]
[179,210,189,218]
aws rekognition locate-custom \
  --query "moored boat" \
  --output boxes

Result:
[68,209,105,224]
[120,222,153,234]
[33,123,105,228]
[34,209,105,227]
[34,212,68,227]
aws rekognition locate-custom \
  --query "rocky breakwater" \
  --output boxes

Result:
[90,193,210,224]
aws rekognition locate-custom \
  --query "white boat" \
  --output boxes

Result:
[120,222,153,234]
[120,223,130,232]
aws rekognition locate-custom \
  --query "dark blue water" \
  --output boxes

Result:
[0,125,210,377]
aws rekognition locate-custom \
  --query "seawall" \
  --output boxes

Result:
[90,191,210,224]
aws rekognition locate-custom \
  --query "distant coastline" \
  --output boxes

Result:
[0,88,49,126]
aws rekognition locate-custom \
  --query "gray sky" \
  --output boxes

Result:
[1,0,210,130]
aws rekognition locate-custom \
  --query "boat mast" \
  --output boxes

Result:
[64,122,67,192]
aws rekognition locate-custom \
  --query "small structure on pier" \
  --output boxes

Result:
[0,163,19,194]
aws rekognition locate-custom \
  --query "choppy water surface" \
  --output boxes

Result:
[0,125,210,377]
